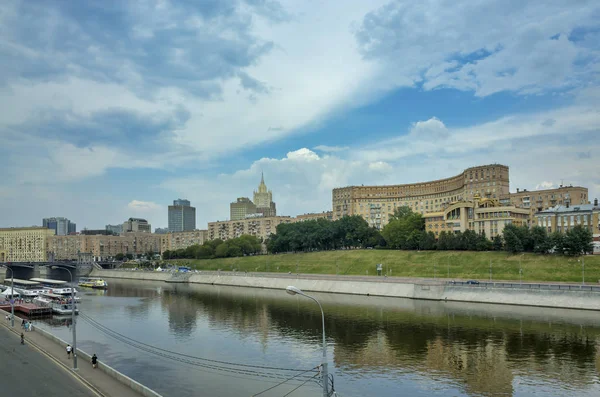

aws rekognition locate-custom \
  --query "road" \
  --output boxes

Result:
[0,324,98,397]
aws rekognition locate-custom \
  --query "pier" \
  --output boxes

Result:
[0,302,52,317]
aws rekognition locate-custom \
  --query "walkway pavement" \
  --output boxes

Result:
[0,319,148,397]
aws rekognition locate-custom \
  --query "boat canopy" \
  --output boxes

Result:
[1,288,19,296]
[8,279,40,286]
[30,278,67,285]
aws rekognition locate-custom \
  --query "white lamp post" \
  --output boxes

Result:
[52,266,78,371]
[286,286,328,397]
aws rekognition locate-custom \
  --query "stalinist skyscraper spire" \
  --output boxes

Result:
[253,173,276,217]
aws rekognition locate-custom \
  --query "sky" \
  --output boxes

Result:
[1,0,599,231]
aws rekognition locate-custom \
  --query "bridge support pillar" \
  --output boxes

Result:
[32,264,41,279]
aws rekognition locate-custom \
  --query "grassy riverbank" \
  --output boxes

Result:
[166,250,600,283]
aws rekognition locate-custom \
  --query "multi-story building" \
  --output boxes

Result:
[253,173,277,217]
[168,199,196,232]
[230,197,257,221]
[296,211,334,222]
[333,164,510,229]
[160,230,209,253]
[122,218,151,233]
[208,216,294,242]
[501,185,589,216]
[105,224,123,235]
[423,196,530,240]
[0,227,56,262]
[47,232,162,261]
[535,199,600,254]
[43,217,76,236]
[154,227,169,234]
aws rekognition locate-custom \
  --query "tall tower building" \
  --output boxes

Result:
[168,199,196,232]
[253,173,276,217]
[43,217,76,236]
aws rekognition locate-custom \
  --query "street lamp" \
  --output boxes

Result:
[579,257,585,286]
[519,254,524,286]
[286,286,328,397]
[3,266,15,327]
[52,266,78,371]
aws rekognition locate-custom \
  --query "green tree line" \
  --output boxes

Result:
[162,235,262,259]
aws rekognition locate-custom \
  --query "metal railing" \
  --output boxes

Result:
[448,280,600,292]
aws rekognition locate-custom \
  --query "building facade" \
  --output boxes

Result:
[333,164,510,229]
[154,228,169,234]
[0,227,56,262]
[123,218,151,233]
[253,173,277,217]
[296,211,334,222]
[208,216,294,242]
[43,217,76,236]
[168,199,196,232]
[501,185,589,215]
[230,197,257,221]
[423,197,530,239]
[160,230,209,253]
[48,232,162,261]
[105,224,123,235]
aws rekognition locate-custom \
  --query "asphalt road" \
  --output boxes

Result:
[0,325,98,397]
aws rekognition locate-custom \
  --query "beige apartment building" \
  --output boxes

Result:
[333,164,510,229]
[501,185,589,213]
[424,197,530,240]
[0,227,56,262]
[208,216,295,242]
[296,211,334,222]
[47,232,161,260]
[160,230,209,253]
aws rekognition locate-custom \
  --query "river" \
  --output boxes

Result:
[35,279,600,397]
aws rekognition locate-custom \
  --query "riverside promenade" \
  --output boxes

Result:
[0,320,155,397]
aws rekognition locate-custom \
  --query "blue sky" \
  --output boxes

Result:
[1,0,599,230]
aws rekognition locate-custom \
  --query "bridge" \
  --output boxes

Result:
[0,261,93,281]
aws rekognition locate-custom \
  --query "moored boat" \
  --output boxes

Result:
[78,277,108,289]
[33,292,78,315]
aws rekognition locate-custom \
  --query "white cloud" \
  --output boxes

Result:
[536,181,558,190]
[127,200,161,211]
[313,145,349,153]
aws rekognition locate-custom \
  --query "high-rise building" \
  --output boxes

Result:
[168,199,196,232]
[253,173,277,217]
[230,197,257,221]
[0,227,56,262]
[43,217,76,236]
[122,218,151,233]
[105,224,123,235]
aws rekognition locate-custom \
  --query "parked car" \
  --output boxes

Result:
[466,280,480,285]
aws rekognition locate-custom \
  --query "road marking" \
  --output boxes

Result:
[0,322,105,397]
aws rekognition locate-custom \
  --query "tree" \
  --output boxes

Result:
[563,225,594,256]
[503,225,523,254]
[115,253,125,261]
[381,207,424,249]
[492,235,503,251]
[550,231,565,254]
[125,253,134,260]
[530,226,551,254]
[420,231,437,250]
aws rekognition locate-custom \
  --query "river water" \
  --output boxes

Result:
[35,279,600,397]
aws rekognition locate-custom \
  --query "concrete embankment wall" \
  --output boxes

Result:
[92,270,600,311]
[35,327,162,397]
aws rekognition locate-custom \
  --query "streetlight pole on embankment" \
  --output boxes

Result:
[4,266,15,327]
[52,266,78,371]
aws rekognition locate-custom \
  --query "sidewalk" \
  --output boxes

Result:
[1,319,151,397]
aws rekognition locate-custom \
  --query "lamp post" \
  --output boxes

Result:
[519,254,524,286]
[4,266,15,327]
[286,286,328,397]
[52,266,77,371]
[579,257,585,286]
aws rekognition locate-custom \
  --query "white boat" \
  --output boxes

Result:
[33,293,79,315]
[8,279,47,300]
[30,278,81,302]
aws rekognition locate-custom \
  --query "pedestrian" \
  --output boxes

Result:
[20,333,24,345]
[21,318,25,328]
[91,354,98,369]
[66,344,72,359]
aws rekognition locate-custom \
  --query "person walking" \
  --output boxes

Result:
[91,354,98,369]
[66,344,72,359]
[20,333,24,345]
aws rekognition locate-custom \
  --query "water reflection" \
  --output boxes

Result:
[42,280,600,397]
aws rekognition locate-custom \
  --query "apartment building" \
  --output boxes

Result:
[423,197,530,239]
[208,216,295,242]
[47,232,161,260]
[123,218,151,233]
[0,227,56,262]
[333,164,510,229]
[160,230,209,253]
[295,211,333,222]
